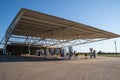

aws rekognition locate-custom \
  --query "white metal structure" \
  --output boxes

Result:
[0,8,120,54]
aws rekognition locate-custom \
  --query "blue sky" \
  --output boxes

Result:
[0,0,120,52]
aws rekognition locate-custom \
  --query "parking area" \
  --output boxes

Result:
[0,55,120,80]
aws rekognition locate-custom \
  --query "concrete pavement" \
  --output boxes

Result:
[0,56,120,80]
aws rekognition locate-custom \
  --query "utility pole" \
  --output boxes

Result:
[114,41,117,56]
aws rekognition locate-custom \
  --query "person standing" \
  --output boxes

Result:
[93,50,96,58]
[85,53,88,59]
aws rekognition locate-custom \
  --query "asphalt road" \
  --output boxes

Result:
[0,56,120,80]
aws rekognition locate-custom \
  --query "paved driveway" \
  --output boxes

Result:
[0,56,120,80]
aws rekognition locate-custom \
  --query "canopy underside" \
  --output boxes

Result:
[1,8,119,47]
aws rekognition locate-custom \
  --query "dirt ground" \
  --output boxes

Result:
[0,56,120,80]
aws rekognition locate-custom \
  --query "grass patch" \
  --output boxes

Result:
[98,54,120,57]
[77,52,120,57]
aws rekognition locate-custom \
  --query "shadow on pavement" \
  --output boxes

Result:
[0,55,67,62]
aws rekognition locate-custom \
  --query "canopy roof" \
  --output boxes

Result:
[1,8,120,47]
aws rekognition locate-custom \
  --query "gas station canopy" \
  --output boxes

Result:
[1,8,120,47]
